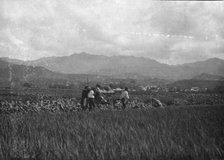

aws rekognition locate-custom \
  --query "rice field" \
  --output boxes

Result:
[0,105,224,160]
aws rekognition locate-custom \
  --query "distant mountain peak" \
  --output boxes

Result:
[205,57,224,63]
[207,57,222,61]
[71,52,88,56]
[70,52,104,58]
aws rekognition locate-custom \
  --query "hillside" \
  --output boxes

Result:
[168,79,224,91]
[179,58,224,78]
[0,59,67,88]
[193,73,224,81]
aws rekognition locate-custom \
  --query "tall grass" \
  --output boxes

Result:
[0,106,224,160]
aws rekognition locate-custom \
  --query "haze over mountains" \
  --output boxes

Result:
[2,53,223,80]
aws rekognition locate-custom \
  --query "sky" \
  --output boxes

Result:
[0,0,224,64]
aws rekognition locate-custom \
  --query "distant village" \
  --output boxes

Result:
[138,86,205,92]
[111,86,206,93]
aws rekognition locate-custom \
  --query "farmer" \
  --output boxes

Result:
[87,87,96,111]
[94,84,102,107]
[120,87,129,110]
[80,86,89,110]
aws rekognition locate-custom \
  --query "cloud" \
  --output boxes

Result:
[0,0,224,64]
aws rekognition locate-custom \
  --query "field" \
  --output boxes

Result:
[0,105,224,160]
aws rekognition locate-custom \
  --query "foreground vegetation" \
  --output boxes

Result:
[0,105,224,160]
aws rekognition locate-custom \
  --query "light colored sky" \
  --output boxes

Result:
[0,0,224,64]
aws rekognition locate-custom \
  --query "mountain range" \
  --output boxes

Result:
[0,58,110,89]
[1,52,223,80]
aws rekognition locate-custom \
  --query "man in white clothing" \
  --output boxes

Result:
[88,87,95,111]
[120,87,129,110]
